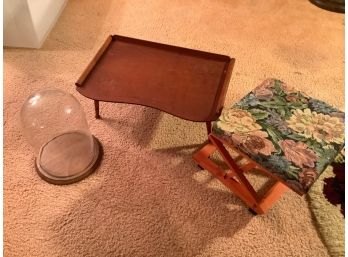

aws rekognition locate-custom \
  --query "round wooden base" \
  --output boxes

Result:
[35,135,103,185]
[309,0,344,13]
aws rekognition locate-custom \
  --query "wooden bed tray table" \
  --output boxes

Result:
[76,35,235,132]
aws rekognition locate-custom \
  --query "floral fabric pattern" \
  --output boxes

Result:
[212,78,345,195]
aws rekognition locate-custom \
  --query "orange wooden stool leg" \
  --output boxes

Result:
[193,134,289,214]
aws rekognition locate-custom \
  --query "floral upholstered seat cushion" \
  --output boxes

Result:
[212,78,345,195]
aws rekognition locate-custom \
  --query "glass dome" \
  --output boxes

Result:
[20,89,102,184]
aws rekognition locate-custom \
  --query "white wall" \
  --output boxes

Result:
[4,0,67,48]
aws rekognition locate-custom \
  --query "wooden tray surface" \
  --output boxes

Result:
[76,35,235,121]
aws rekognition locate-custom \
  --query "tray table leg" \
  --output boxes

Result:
[94,100,100,119]
[206,121,212,135]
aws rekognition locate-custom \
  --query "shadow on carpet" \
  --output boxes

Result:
[48,147,253,257]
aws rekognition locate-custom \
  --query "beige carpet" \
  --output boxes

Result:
[4,0,344,256]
